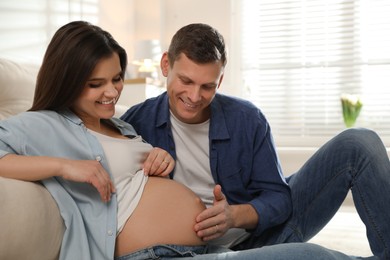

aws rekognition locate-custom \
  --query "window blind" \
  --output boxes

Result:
[239,0,390,147]
[0,0,99,65]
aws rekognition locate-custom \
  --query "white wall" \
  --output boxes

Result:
[97,0,236,93]
[98,0,135,67]
[122,0,237,94]
[160,0,236,95]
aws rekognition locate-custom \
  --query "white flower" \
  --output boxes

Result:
[340,93,363,127]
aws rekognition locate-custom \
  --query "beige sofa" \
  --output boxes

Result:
[0,177,64,259]
[0,58,64,259]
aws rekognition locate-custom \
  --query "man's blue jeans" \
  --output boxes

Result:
[115,243,377,260]
[234,128,390,259]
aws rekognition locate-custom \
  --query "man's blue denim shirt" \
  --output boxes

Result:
[121,92,292,236]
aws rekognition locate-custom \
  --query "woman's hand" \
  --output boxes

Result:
[60,159,115,202]
[142,147,175,176]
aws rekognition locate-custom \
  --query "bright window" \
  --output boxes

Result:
[0,0,99,65]
[239,0,390,147]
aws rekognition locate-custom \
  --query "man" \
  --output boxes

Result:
[121,23,390,259]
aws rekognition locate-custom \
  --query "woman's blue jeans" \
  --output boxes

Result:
[234,128,390,260]
[114,245,207,260]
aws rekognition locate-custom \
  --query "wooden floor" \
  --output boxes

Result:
[308,199,372,257]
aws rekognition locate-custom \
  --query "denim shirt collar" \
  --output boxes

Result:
[60,109,138,137]
[210,95,230,141]
[156,92,171,128]
[60,109,83,125]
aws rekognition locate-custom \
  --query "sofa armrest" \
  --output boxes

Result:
[0,177,64,260]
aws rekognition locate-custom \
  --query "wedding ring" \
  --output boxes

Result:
[163,160,169,164]
[215,224,219,233]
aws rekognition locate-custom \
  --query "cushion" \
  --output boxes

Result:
[0,58,37,120]
[0,57,128,119]
[0,177,64,260]
[115,104,129,118]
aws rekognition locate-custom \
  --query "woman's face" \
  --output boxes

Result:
[71,53,123,127]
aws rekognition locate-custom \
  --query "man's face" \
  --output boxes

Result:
[161,53,224,124]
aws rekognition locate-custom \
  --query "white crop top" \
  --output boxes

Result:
[89,130,153,234]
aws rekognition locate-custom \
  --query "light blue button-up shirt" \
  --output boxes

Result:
[0,109,138,260]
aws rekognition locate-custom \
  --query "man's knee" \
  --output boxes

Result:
[337,128,382,149]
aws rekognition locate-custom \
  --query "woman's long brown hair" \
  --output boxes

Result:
[30,21,127,112]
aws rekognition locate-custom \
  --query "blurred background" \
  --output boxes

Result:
[1,0,389,174]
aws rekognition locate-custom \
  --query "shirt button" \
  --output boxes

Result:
[96,156,102,162]
[107,229,113,236]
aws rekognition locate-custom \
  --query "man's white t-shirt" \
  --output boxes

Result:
[170,111,250,248]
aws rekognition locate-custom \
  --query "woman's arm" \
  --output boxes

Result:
[0,154,115,202]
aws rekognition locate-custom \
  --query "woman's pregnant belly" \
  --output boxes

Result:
[115,176,206,256]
